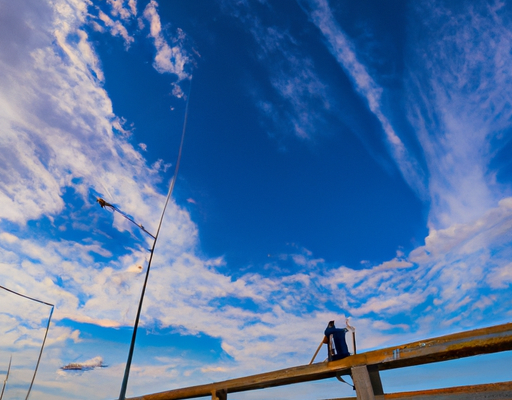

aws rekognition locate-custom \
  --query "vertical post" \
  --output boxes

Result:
[211,389,227,400]
[117,78,192,400]
[351,365,376,400]
[367,365,383,396]
[118,238,157,400]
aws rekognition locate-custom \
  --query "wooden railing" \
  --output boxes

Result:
[127,322,512,400]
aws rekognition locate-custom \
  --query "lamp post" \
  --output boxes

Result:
[97,172,182,400]
[98,80,191,400]
[97,197,159,400]
[98,174,180,400]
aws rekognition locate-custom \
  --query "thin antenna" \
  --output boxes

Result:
[118,78,192,400]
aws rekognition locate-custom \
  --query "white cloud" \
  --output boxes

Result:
[487,262,512,289]
[107,0,137,20]
[0,0,181,232]
[405,1,512,228]
[85,0,138,48]
[97,10,134,46]
[143,0,190,80]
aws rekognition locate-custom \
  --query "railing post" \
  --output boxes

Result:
[211,389,227,400]
[367,365,383,395]
[351,365,375,400]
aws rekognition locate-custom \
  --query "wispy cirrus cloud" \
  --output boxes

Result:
[297,0,428,198]
[297,0,512,234]
[220,1,331,141]
[406,1,512,228]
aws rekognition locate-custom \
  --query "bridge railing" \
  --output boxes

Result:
[126,322,512,400]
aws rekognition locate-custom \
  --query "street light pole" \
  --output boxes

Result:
[97,196,160,400]
[98,81,191,400]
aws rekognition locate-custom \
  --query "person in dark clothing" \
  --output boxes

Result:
[324,320,350,360]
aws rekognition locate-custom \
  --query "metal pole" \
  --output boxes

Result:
[25,306,54,400]
[118,80,191,400]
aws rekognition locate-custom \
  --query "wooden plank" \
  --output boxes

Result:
[126,323,512,400]
[380,381,512,400]
[362,322,512,371]
[325,381,512,400]
[351,366,375,400]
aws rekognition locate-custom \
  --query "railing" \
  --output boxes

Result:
[126,322,512,400]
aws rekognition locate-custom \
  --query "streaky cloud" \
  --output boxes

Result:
[220,1,331,141]
[298,0,428,199]
[406,0,512,228]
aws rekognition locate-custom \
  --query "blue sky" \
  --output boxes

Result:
[1,0,512,399]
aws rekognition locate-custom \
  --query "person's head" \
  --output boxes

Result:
[328,320,335,328]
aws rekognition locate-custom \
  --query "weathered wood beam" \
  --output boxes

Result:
[327,380,512,400]
[351,366,375,400]
[366,322,512,371]
[126,323,512,400]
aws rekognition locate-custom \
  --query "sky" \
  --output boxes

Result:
[0,0,512,399]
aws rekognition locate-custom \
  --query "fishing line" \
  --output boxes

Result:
[118,77,193,400]
[0,285,54,400]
